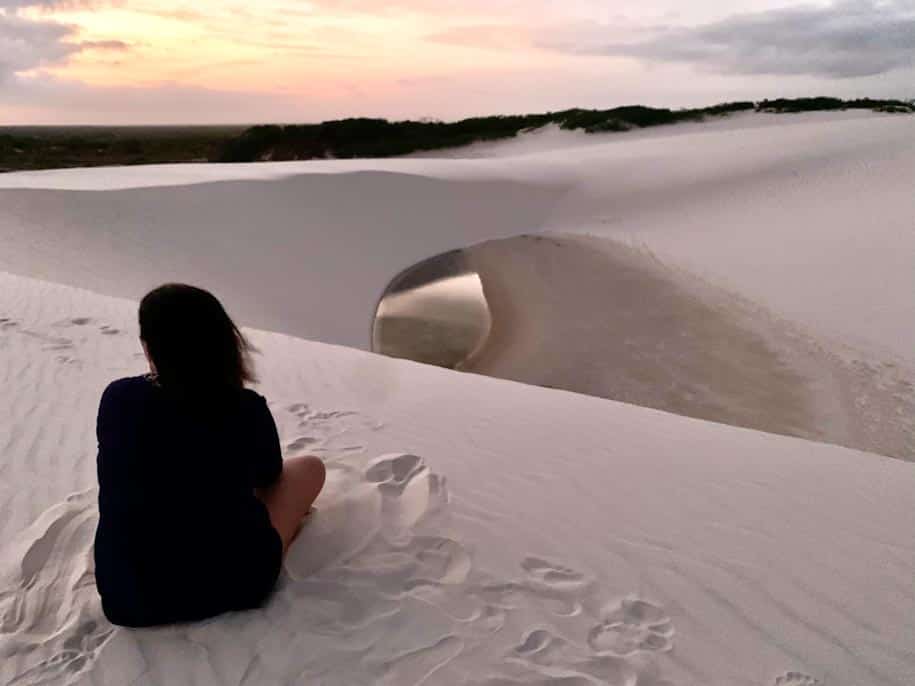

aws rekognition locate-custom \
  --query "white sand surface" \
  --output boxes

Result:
[0,171,565,349]
[0,111,911,362]
[1,271,914,686]
[464,235,913,460]
[1,112,914,685]
[405,110,892,160]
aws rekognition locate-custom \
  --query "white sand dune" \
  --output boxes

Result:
[0,111,911,362]
[1,112,914,685]
[1,272,913,686]
[405,110,894,160]
[464,235,913,459]
[0,172,565,349]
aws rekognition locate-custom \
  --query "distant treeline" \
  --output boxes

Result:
[757,97,914,113]
[218,103,754,162]
[1,98,911,172]
[216,98,914,162]
[0,126,244,173]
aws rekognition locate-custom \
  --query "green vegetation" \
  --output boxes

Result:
[0,126,245,173]
[1,98,911,172]
[217,102,759,162]
[757,97,915,113]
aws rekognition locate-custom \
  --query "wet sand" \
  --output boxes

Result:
[463,234,914,460]
[373,315,486,368]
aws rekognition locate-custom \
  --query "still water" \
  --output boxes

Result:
[372,252,491,369]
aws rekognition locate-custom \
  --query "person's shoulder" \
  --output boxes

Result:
[104,375,149,393]
[100,376,150,404]
[239,388,277,423]
[97,376,152,427]
[240,387,269,409]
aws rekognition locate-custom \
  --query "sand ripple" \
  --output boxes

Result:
[0,451,688,686]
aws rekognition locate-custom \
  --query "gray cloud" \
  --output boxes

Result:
[79,39,129,51]
[0,0,82,7]
[0,6,131,84]
[543,1,915,78]
[0,0,116,8]
[0,12,79,82]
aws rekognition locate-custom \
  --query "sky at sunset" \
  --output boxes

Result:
[2,0,913,124]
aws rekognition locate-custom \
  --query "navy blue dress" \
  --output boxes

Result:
[94,375,284,627]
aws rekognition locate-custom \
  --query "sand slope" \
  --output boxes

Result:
[1,272,912,686]
[0,111,911,363]
[0,173,565,349]
[464,235,913,459]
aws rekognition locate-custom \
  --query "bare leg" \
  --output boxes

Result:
[256,456,326,553]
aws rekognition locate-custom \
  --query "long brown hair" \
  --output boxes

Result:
[139,284,254,396]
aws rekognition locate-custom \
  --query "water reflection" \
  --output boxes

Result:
[373,251,491,369]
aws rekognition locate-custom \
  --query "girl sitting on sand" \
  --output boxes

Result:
[94,284,325,627]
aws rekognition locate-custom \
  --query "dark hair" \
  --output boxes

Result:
[139,284,254,395]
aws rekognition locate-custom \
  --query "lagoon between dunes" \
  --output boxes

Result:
[0,110,913,686]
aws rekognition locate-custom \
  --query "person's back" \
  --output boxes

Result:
[94,375,284,626]
[93,284,326,628]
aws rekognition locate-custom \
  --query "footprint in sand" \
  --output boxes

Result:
[409,536,472,586]
[52,317,123,337]
[286,402,310,419]
[774,673,822,686]
[51,317,92,330]
[285,403,357,424]
[377,635,464,686]
[283,402,382,455]
[0,490,113,686]
[366,453,448,533]
[507,628,636,686]
[6,451,674,686]
[0,318,17,348]
[521,556,591,591]
[6,621,114,686]
[587,597,674,656]
[365,453,425,491]
[474,557,588,619]
[284,480,383,579]
[286,436,319,452]
[285,454,453,588]
[396,549,672,685]
[18,328,74,351]
[513,629,553,656]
